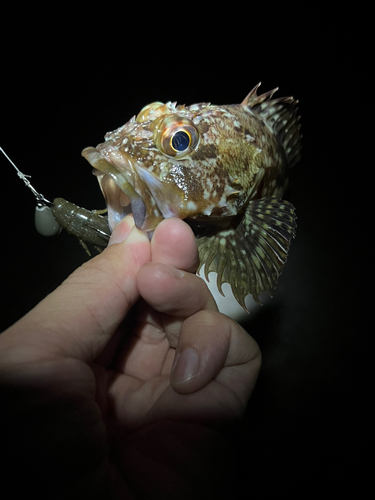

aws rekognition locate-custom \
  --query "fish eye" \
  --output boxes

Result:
[157,116,199,157]
[171,130,191,152]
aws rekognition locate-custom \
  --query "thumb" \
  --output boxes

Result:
[171,310,261,407]
[1,216,150,364]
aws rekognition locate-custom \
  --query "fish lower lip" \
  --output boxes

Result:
[129,197,146,229]
[82,147,147,228]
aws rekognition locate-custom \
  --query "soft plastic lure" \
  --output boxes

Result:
[1,147,110,255]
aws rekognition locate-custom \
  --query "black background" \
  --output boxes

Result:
[1,8,369,499]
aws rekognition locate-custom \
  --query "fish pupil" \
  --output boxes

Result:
[171,130,190,152]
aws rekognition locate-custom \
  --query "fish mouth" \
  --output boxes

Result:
[81,146,184,232]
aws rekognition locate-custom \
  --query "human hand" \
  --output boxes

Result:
[0,216,261,499]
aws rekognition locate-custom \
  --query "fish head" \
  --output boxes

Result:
[82,100,258,232]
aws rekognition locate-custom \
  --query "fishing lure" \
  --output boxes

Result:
[1,148,110,255]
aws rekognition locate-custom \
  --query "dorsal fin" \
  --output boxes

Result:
[242,82,302,168]
[241,82,279,107]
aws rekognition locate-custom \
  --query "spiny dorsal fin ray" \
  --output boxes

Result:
[241,82,279,107]
[196,197,297,311]
[241,83,302,168]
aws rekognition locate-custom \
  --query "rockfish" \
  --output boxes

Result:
[82,83,302,310]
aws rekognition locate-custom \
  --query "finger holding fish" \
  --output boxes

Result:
[134,217,217,348]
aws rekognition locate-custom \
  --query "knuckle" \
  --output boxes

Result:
[185,309,228,331]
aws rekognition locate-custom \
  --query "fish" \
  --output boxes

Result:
[82,83,302,310]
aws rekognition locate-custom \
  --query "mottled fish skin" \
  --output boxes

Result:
[82,83,302,310]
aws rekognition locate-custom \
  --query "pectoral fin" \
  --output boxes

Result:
[196,197,297,311]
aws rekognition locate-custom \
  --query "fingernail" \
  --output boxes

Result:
[108,215,134,246]
[172,348,199,384]
[165,267,185,279]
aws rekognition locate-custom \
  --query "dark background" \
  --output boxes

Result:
[1,8,369,499]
